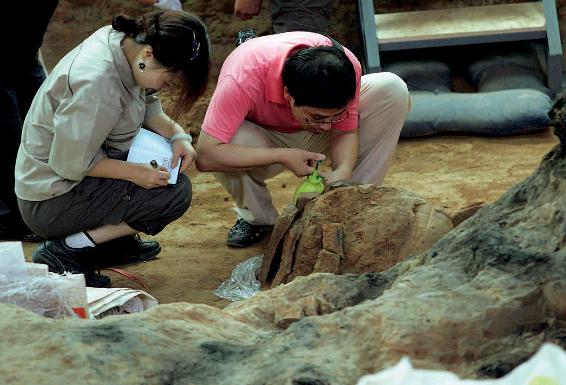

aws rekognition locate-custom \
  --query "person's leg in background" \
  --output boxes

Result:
[271,0,335,35]
[0,60,46,241]
[16,58,47,122]
[352,72,411,185]
[1,0,59,241]
[0,78,21,225]
[234,0,334,47]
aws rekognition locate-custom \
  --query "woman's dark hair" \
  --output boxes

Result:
[112,10,211,114]
[282,46,356,109]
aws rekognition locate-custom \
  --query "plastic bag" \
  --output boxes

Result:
[214,255,263,301]
[0,241,27,279]
[357,343,566,385]
[0,242,88,318]
[0,272,88,319]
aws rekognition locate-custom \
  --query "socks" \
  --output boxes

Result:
[64,231,96,249]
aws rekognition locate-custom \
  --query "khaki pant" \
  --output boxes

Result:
[215,72,411,225]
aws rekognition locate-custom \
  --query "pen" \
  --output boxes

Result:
[150,160,159,169]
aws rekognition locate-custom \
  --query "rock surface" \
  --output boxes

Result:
[261,185,454,286]
[2,98,566,385]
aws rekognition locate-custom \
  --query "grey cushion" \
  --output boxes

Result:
[383,60,451,93]
[401,89,552,138]
[468,47,550,95]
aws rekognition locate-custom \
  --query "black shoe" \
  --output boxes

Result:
[32,239,111,288]
[227,218,273,248]
[235,28,257,47]
[95,234,161,268]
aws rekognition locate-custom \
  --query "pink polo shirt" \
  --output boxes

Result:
[202,31,362,144]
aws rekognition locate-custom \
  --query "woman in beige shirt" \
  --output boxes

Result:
[15,10,211,287]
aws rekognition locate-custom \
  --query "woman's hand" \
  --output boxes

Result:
[129,163,171,189]
[280,148,325,177]
[172,138,196,173]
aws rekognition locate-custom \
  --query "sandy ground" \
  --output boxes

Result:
[22,0,560,307]
[22,130,558,308]
[111,130,558,307]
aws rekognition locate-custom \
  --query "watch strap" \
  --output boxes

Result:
[170,132,193,144]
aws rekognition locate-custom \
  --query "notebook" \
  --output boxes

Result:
[126,128,181,184]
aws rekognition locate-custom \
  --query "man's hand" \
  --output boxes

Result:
[280,148,325,177]
[129,163,170,189]
[172,138,196,173]
[234,0,262,20]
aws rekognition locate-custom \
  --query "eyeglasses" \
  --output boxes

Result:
[303,109,350,126]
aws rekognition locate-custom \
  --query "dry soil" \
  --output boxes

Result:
[25,0,559,307]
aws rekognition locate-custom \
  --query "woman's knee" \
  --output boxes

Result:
[168,174,192,217]
[128,175,192,235]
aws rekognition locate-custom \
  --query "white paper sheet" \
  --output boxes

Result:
[87,287,158,318]
[127,128,181,184]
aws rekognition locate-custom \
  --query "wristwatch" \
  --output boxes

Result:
[170,132,193,144]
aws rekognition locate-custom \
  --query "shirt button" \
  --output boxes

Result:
[124,195,131,201]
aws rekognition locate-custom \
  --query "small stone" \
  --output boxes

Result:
[322,223,344,257]
[312,250,341,273]
[451,202,485,227]
[358,184,375,194]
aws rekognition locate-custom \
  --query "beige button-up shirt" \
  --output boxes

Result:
[15,26,163,201]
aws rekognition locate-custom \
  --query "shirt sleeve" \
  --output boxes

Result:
[201,76,252,143]
[49,97,121,180]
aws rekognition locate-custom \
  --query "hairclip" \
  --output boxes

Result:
[190,30,201,61]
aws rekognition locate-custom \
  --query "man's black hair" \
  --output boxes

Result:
[282,44,356,109]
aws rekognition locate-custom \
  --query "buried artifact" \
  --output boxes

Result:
[261,182,454,287]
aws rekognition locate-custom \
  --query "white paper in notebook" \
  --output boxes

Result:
[127,128,180,184]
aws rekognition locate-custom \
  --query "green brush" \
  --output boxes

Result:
[293,160,325,204]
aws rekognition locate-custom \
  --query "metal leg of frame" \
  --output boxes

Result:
[357,0,382,74]
[543,0,564,94]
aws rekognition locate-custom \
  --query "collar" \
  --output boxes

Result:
[107,27,138,94]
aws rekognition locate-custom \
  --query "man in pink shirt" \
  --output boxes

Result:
[197,32,410,248]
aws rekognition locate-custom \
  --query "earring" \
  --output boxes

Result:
[138,62,146,72]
